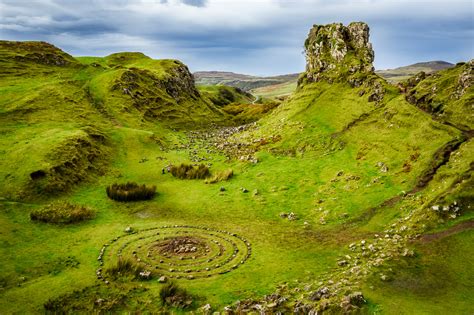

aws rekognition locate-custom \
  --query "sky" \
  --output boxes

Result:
[0,0,473,76]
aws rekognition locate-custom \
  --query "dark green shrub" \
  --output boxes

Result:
[159,281,193,308]
[30,201,94,224]
[170,163,210,179]
[106,182,156,201]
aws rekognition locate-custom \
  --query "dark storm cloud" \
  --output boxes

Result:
[0,0,472,75]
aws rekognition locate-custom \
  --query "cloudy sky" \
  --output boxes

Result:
[1,0,472,75]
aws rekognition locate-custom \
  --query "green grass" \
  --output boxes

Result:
[363,229,474,314]
[0,40,473,313]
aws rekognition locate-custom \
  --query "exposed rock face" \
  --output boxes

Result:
[113,62,199,103]
[455,59,473,98]
[162,62,200,100]
[303,22,375,83]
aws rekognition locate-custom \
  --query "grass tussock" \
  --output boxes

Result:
[30,201,94,224]
[170,163,210,179]
[205,169,234,184]
[159,281,193,308]
[106,182,156,201]
[105,257,144,279]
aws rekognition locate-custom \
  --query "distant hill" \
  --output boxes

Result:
[376,60,454,82]
[194,71,299,91]
[196,61,456,98]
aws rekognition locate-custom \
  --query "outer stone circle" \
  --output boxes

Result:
[97,225,252,281]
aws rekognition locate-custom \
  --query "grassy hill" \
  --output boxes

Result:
[0,25,473,315]
[0,41,227,200]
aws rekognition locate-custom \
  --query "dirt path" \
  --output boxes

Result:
[419,219,474,242]
[251,95,260,104]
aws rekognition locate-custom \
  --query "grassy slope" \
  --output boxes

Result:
[0,41,473,313]
[245,80,461,222]
[364,229,474,314]
[236,79,473,311]
[404,62,474,130]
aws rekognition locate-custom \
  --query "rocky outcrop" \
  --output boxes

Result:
[303,22,375,83]
[160,61,200,100]
[403,60,474,130]
[113,62,199,104]
[455,59,473,98]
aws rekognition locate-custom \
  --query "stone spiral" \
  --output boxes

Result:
[97,225,252,281]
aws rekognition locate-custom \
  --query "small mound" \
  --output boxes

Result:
[105,52,150,66]
[27,129,109,196]
[30,201,94,224]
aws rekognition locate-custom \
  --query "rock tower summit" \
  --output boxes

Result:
[304,22,375,83]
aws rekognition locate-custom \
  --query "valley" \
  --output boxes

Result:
[0,21,473,314]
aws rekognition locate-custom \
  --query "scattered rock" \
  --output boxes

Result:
[287,212,298,221]
[201,303,212,313]
[348,292,366,306]
[139,270,151,279]
[95,298,105,305]
[158,276,168,283]
[376,161,389,173]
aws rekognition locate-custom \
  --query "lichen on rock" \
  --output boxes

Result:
[303,22,375,84]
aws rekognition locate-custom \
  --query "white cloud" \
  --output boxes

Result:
[0,0,472,74]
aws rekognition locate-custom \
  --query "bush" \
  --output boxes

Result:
[205,169,233,184]
[30,201,94,224]
[159,282,193,308]
[170,163,210,180]
[106,182,156,201]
